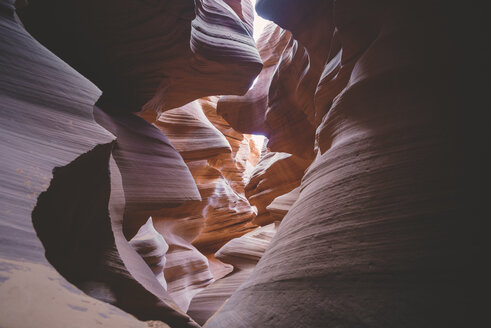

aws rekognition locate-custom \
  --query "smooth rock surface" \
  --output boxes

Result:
[129,218,169,290]
[217,23,290,136]
[265,186,300,221]
[1,4,200,326]
[206,1,486,327]
[188,223,278,325]
[154,98,258,255]
[18,0,262,114]
[245,152,311,226]
[3,0,487,327]
[0,5,178,327]
[149,97,260,313]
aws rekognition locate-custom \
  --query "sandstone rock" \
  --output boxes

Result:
[18,0,262,115]
[217,23,290,136]
[206,1,483,327]
[147,98,259,313]
[265,186,300,221]
[0,5,186,327]
[217,21,319,158]
[158,219,214,313]
[192,174,256,252]
[129,218,169,290]
[4,0,486,326]
[264,35,320,157]
[156,101,231,161]
[201,97,261,193]
[94,106,201,240]
[95,103,219,320]
[219,20,322,158]
[245,152,311,226]
[153,98,258,254]
[188,223,278,325]
[107,157,199,327]
[255,0,332,67]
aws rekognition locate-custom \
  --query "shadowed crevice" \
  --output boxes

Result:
[31,142,199,327]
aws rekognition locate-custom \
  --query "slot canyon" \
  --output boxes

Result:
[0,0,488,327]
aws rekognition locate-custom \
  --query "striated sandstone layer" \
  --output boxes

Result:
[154,97,259,254]
[218,21,318,158]
[218,23,290,136]
[3,0,488,327]
[188,223,278,325]
[18,0,262,115]
[129,218,170,291]
[0,3,186,326]
[245,152,311,226]
[266,186,300,221]
[155,101,231,161]
[148,97,260,313]
[2,0,262,326]
[206,1,487,327]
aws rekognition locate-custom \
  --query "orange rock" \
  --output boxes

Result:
[245,152,311,225]
[218,24,291,136]
[266,186,300,221]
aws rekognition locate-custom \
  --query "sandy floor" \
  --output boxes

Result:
[0,258,169,328]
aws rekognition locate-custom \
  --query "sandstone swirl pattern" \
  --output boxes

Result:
[19,0,262,115]
[2,0,261,327]
[1,2,177,326]
[2,0,487,327]
[206,0,485,327]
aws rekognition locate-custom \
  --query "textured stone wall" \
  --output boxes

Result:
[1,0,262,327]
[205,1,488,327]
[1,0,488,327]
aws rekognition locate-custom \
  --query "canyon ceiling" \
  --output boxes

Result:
[0,0,488,327]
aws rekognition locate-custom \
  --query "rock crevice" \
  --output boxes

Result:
[1,0,487,327]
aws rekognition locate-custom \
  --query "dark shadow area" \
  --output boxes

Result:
[31,142,198,327]
[32,143,114,286]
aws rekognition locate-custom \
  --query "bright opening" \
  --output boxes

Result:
[249,0,270,90]
[251,134,265,150]
[249,0,268,152]
[251,0,270,41]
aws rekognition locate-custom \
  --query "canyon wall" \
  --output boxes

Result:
[0,1,185,326]
[1,0,488,327]
[1,0,262,327]
[150,96,260,313]
[206,1,488,327]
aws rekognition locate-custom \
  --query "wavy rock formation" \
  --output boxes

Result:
[266,186,300,221]
[129,218,169,290]
[155,101,231,161]
[106,157,199,327]
[217,16,327,158]
[245,152,311,226]
[200,97,261,193]
[0,3,183,326]
[154,97,259,254]
[148,97,260,313]
[188,223,278,325]
[1,0,260,326]
[206,1,485,327]
[93,107,200,237]
[18,0,262,115]
[217,23,290,135]
[3,0,487,327]
[157,218,214,313]
[255,0,332,68]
